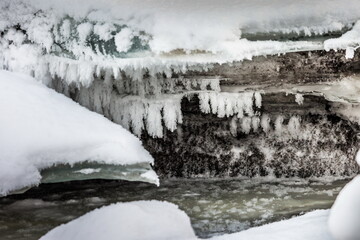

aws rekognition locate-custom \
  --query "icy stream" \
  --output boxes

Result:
[0,177,350,239]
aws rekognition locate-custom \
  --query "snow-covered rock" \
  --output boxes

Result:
[0,70,158,196]
[328,152,360,240]
[324,20,360,59]
[40,200,197,240]
[212,210,333,240]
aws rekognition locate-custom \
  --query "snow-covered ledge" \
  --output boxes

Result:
[0,70,158,196]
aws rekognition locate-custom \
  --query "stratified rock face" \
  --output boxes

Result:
[51,50,360,178]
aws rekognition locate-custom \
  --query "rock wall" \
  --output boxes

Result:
[51,50,360,178]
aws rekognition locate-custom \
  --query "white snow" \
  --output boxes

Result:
[328,176,360,240]
[40,201,197,240]
[0,70,158,196]
[93,23,116,41]
[212,210,333,240]
[198,92,260,118]
[77,22,93,43]
[115,28,134,53]
[74,168,101,175]
[40,200,337,240]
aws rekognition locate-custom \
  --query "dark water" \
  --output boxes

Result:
[0,177,350,239]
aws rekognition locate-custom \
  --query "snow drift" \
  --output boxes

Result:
[40,200,197,240]
[40,200,334,240]
[328,151,360,240]
[212,210,333,240]
[0,70,158,196]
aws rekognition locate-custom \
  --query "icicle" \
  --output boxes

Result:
[240,117,252,134]
[251,116,260,132]
[230,117,238,136]
[78,62,94,87]
[288,116,301,136]
[65,64,78,85]
[104,68,113,86]
[225,96,234,117]
[210,78,221,91]
[112,67,120,80]
[243,92,254,116]
[163,100,180,132]
[275,115,284,135]
[209,92,219,115]
[198,92,211,114]
[129,101,145,137]
[217,94,226,118]
[236,97,245,118]
[146,103,163,138]
[254,92,262,108]
[260,114,271,133]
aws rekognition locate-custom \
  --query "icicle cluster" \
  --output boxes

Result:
[111,96,183,138]
[198,91,262,118]
[229,114,302,137]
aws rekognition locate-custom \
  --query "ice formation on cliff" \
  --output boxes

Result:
[1,0,360,138]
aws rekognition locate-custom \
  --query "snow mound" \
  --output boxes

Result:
[0,70,158,196]
[212,210,333,240]
[40,200,197,240]
[328,175,360,240]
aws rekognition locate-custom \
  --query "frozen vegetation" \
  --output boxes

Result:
[0,70,158,196]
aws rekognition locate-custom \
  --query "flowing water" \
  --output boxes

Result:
[0,177,350,239]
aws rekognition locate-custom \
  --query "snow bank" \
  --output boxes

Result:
[328,176,360,240]
[328,151,360,240]
[212,210,333,240]
[0,70,158,196]
[40,200,197,240]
